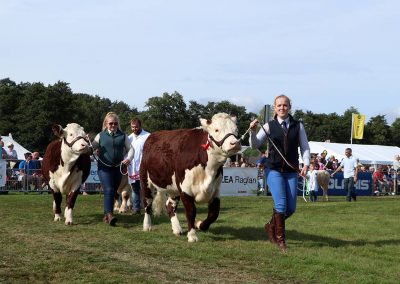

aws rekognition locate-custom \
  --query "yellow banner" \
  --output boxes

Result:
[353,114,365,139]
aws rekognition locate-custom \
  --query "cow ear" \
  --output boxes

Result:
[200,118,212,130]
[52,124,64,138]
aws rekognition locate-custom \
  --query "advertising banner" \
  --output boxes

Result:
[299,172,372,196]
[220,167,258,196]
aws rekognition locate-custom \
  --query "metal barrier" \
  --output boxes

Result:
[0,159,103,194]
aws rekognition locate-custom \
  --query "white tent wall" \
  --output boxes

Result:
[306,141,400,166]
[1,134,31,160]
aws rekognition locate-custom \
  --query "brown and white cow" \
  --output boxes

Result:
[114,174,132,213]
[140,113,241,242]
[42,123,91,225]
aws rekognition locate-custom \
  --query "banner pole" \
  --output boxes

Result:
[351,114,354,145]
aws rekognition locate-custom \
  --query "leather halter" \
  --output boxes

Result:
[63,136,89,148]
[208,133,239,148]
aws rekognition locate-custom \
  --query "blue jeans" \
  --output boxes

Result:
[343,177,356,201]
[97,164,123,214]
[265,169,298,218]
[131,181,141,212]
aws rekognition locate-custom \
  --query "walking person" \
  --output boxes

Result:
[330,148,358,201]
[128,118,150,215]
[249,94,310,252]
[91,112,134,226]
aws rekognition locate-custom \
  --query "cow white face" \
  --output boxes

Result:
[62,123,90,154]
[200,113,241,155]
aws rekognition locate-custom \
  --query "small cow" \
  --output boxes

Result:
[317,170,331,201]
[113,175,133,213]
[42,123,91,225]
[141,113,241,242]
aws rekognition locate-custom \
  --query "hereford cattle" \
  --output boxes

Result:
[42,123,91,225]
[317,170,331,201]
[113,174,132,213]
[140,113,241,242]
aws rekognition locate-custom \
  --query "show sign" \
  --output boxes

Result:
[220,167,258,196]
[301,172,373,196]
[86,162,100,183]
[85,163,259,196]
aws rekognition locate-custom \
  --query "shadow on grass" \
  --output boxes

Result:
[208,226,400,247]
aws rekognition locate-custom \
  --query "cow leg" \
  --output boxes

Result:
[166,196,183,236]
[143,192,153,232]
[181,192,198,242]
[118,190,131,213]
[64,189,80,225]
[196,197,220,231]
[52,189,62,222]
[322,187,329,201]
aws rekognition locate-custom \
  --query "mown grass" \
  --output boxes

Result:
[0,194,399,283]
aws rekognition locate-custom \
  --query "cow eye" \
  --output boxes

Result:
[215,129,219,133]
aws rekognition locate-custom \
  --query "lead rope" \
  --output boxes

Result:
[87,137,127,175]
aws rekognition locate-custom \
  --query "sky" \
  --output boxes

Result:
[1,1,399,124]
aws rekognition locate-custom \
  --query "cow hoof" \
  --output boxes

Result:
[187,229,198,242]
[54,214,62,222]
[194,220,202,230]
[65,221,73,225]
[143,225,152,231]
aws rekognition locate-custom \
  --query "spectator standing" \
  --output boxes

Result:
[318,150,328,170]
[5,142,18,160]
[128,118,150,215]
[307,162,319,202]
[331,148,358,201]
[0,138,6,159]
[91,112,134,226]
[249,94,310,252]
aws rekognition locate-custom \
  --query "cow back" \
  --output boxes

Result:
[140,128,209,188]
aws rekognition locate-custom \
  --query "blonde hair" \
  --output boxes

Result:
[102,112,121,130]
[273,94,292,116]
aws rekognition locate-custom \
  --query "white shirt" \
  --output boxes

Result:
[307,170,319,192]
[340,156,358,178]
[127,130,150,183]
[249,118,311,166]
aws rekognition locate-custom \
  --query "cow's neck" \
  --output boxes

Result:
[206,147,227,170]
[61,146,80,171]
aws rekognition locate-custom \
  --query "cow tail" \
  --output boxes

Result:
[153,191,167,217]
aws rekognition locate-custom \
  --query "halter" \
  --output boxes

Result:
[63,136,90,148]
[208,133,239,148]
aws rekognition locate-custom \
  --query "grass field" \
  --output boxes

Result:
[0,193,399,283]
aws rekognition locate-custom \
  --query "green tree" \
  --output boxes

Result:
[364,115,391,145]
[390,118,400,147]
[141,92,190,132]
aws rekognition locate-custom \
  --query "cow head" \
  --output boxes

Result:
[55,123,90,154]
[200,113,241,156]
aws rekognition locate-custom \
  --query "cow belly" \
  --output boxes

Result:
[49,167,84,194]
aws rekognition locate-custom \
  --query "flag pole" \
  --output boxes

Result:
[350,114,354,145]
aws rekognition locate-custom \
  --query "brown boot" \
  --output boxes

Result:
[264,210,276,243]
[274,211,287,253]
[103,213,117,226]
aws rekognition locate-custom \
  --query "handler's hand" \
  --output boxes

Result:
[121,159,130,166]
[250,119,259,131]
[300,165,309,177]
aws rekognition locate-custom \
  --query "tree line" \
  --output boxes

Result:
[1,78,399,155]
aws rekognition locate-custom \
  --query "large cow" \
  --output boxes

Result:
[42,123,91,225]
[140,113,241,242]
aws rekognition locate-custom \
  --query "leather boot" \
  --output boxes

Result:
[103,213,117,226]
[274,211,287,253]
[264,210,276,243]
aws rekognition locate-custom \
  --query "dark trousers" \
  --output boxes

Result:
[343,177,356,201]
[131,181,141,212]
[98,165,122,214]
[309,191,318,202]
